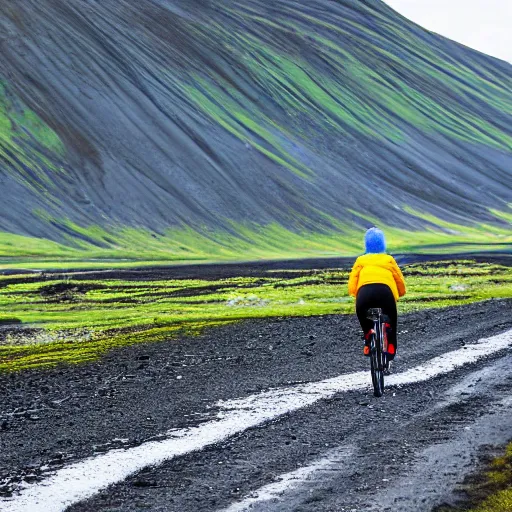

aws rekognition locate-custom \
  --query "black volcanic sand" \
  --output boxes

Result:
[3,251,512,281]
[1,288,512,510]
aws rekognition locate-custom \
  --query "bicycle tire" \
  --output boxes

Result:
[370,323,385,397]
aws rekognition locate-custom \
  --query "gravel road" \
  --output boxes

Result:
[1,258,512,511]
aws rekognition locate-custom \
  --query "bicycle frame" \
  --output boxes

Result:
[373,315,389,354]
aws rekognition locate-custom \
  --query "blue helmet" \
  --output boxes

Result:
[364,227,386,254]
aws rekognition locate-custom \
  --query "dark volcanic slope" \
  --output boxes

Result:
[1,0,511,242]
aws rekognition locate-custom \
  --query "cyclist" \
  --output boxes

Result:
[348,227,406,362]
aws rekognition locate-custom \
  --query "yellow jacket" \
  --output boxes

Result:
[348,253,406,301]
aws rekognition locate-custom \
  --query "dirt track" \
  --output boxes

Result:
[1,273,512,511]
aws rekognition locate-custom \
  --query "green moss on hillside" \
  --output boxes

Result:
[182,2,512,160]
[0,81,66,197]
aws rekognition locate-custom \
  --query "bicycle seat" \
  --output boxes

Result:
[366,308,382,320]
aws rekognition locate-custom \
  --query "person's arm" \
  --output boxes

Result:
[390,258,406,297]
[348,259,362,297]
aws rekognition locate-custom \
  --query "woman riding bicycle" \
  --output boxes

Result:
[348,228,406,360]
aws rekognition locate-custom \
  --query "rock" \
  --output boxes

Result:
[450,284,468,291]
[0,484,12,497]
[132,479,157,488]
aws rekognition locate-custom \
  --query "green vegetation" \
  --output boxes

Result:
[0,81,66,194]
[1,207,511,270]
[436,442,512,512]
[0,82,63,154]
[1,260,510,371]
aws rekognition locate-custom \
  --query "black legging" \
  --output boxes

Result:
[356,284,398,354]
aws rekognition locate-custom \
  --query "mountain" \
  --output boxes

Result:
[1,0,511,260]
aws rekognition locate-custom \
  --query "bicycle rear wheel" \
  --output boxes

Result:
[370,327,385,397]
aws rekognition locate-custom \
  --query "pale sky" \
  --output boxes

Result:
[384,0,512,63]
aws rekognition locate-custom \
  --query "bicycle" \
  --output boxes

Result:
[366,308,390,397]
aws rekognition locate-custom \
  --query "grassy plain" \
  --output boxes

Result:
[1,208,511,270]
[1,260,511,372]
